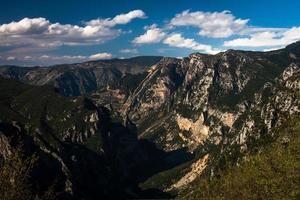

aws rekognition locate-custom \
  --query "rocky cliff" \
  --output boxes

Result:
[124,42,300,191]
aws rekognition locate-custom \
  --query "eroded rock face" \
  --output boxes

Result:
[176,114,209,146]
[231,63,300,150]
[128,43,299,152]
[125,47,299,152]
[125,57,184,122]
[121,44,300,190]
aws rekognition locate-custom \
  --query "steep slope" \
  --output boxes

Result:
[0,78,193,199]
[135,63,300,193]
[177,116,300,200]
[0,78,114,198]
[125,42,300,151]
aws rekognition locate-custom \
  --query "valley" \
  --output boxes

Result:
[0,42,299,199]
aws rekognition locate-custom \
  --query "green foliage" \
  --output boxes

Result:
[118,72,147,95]
[178,118,300,200]
[84,134,103,152]
[0,78,100,145]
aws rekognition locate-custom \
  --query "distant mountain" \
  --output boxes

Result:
[0,56,162,96]
[0,43,299,199]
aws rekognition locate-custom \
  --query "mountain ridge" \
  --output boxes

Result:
[0,56,162,96]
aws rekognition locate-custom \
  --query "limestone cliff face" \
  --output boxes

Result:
[125,43,300,153]
[121,43,300,191]
[231,63,300,149]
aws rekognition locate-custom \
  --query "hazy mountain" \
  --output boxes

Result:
[0,56,162,96]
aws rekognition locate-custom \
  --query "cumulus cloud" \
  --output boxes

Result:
[86,10,146,27]
[169,10,248,38]
[0,18,115,48]
[224,27,300,47]
[89,52,113,60]
[120,48,138,54]
[24,56,32,60]
[0,10,145,52]
[132,23,221,54]
[163,33,220,54]
[0,17,49,35]
[40,55,50,59]
[6,56,16,61]
[132,24,166,44]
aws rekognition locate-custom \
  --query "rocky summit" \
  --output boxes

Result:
[0,42,299,199]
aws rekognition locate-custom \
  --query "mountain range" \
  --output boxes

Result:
[0,42,299,199]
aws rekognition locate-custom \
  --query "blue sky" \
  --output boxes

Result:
[0,0,300,65]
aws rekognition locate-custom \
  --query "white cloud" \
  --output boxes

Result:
[89,52,113,60]
[263,46,285,52]
[282,26,300,41]
[238,27,288,35]
[163,33,220,54]
[86,10,146,27]
[0,17,49,35]
[61,55,86,60]
[36,55,87,61]
[133,21,221,54]
[4,52,113,65]
[0,18,118,48]
[40,55,50,59]
[132,24,166,44]
[120,48,138,54]
[24,56,32,59]
[224,27,300,47]
[6,56,16,60]
[0,10,146,52]
[169,10,248,38]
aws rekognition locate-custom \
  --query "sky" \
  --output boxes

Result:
[0,0,300,66]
